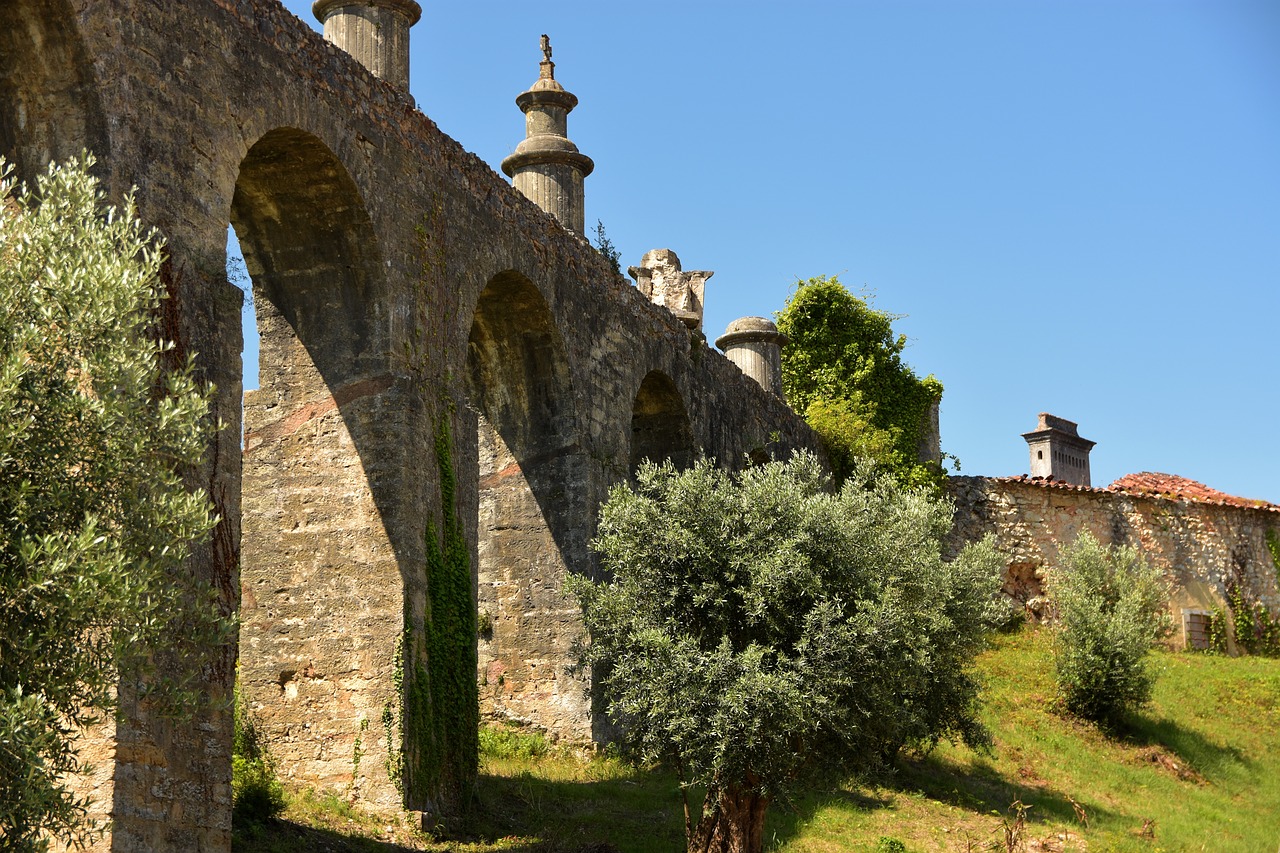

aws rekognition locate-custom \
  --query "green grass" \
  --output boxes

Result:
[234,629,1280,852]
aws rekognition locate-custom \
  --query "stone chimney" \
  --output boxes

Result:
[501,35,594,235]
[1022,413,1096,487]
[313,0,421,91]
[716,317,787,398]
[627,249,713,331]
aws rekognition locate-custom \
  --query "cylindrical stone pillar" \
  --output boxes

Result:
[716,317,788,399]
[313,0,422,91]
[501,38,594,235]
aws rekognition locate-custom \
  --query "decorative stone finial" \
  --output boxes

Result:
[313,0,422,92]
[500,36,594,234]
[715,317,787,398]
[1022,413,1096,486]
[627,249,713,331]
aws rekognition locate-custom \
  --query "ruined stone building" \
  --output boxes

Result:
[948,414,1280,653]
[2,0,815,847]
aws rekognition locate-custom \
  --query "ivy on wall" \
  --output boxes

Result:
[775,275,944,489]
[1225,582,1280,658]
[398,416,478,821]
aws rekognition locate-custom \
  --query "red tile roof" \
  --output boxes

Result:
[987,472,1279,513]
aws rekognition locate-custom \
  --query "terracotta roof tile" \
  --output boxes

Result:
[1107,472,1277,510]
[985,472,1280,514]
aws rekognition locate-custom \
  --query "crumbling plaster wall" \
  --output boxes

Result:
[948,477,1280,649]
[1,0,821,848]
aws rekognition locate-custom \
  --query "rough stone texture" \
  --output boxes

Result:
[1,0,823,847]
[948,476,1280,649]
[917,401,941,466]
[628,248,713,331]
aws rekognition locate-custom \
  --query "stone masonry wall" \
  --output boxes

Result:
[948,476,1280,650]
[1,0,824,847]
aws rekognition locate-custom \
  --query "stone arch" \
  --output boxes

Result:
[231,127,388,392]
[630,370,696,472]
[466,270,591,740]
[0,0,109,182]
[233,127,406,810]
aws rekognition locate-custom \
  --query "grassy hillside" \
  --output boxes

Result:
[234,629,1280,852]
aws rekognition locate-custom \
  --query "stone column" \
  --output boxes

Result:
[313,0,422,91]
[501,36,594,234]
[715,317,787,398]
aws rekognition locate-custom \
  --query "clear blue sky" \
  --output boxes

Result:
[248,0,1279,501]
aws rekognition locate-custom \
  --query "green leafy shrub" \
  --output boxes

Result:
[594,220,622,277]
[1048,533,1170,723]
[231,681,284,823]
[231,755,285,823]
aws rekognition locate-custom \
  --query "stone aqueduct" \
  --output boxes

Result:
[1,0,821,847]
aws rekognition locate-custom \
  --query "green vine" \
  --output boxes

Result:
[399,416,478,819]
[1205,608,1230,654]
[349,716,368,796]
[382,632,404,791]
[775,275,946,489]
[1225,582,1280,658]
[1266,528,1280,572]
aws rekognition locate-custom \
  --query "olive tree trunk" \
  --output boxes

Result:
[688,782,771,853]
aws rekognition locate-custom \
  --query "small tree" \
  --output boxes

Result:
[775,276,944,488]
[0,157,227,849]
[594,219,622,278]
[569,454,1004,853]
[1048,532,1170,724]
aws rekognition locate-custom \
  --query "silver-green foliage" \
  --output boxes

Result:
[570,453,1004,804]
[1049,532,1170,724]
[0,157,226,849]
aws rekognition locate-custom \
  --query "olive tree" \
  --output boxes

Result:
[1048,532,1170,724]
[569,453,1004,853]
[0,158,227,849]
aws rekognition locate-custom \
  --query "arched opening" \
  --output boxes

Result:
[467,271,591,741]
[233,128,405,810]
[630,370,696,472]
[0,0,108,183]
